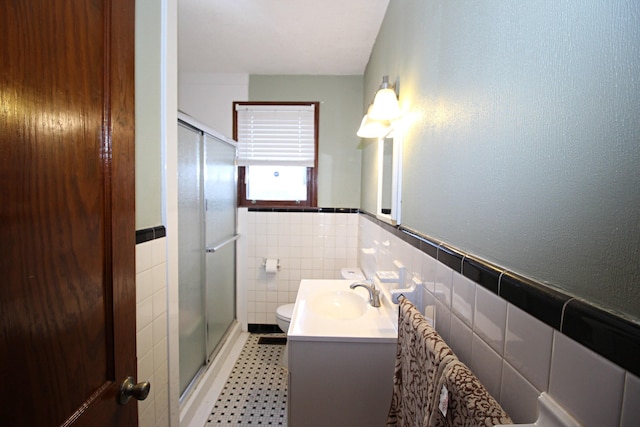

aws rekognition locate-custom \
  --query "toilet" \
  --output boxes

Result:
[276,303,295,334]
[275,267,365,333]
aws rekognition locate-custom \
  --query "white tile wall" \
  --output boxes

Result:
[473,285,507,355]
[452,273,476,328]
[621,373,640,427]
[243,211,358,324]
[449,313,473,364]
[549,332,625,427]
[500,361,540,422]
[435,262,454,308]
[504,304,553,392]
[470,333,504,400]
[357,215,639,426]
[434,298,452,343]
[136,238,169,427]
[417,250,437,291]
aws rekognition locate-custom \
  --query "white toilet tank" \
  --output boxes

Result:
[341,267,365,281]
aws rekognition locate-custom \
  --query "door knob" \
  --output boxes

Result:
[118,376,151,405]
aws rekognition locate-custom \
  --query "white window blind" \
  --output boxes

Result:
[235,104,316,167]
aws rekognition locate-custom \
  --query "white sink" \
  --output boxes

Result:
[288,280,398,343]
[308,290,368,320]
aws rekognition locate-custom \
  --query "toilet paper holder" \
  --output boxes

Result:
[263,258,280,272]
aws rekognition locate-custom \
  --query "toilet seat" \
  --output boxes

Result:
[276,303,295,322]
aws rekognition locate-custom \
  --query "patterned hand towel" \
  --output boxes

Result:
[428,359,513,427]
[387,296,456,426]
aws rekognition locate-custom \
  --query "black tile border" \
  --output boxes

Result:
[136,225,167,244]
[437,244,464,272]
[358,211,640,377]
[247,207,359,213]
[563,300,640,378]
[499,273,569,330]
[248,324,284,334]
[462,256,502,294]
[257,336,288,345]
[154,225,166,238]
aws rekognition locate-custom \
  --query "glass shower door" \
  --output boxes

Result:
[178,122,205,395]
[204,134,237,358]
[178,117,238,399]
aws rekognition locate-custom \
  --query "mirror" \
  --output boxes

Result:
[376,133,402,225]
[380,138,393,215]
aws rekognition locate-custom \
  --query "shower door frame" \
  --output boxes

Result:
[202,129,238,362]
[177,113,238,401]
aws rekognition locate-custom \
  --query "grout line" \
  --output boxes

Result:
[559,297,575,332]
[498,270,506,295]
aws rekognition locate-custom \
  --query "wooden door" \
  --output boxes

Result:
[0,0,137,425]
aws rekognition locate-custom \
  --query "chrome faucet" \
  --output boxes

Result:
[349,281,381,308]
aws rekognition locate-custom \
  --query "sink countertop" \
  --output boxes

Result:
[287,279,398,343]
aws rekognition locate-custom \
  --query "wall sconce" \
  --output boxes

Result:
[356,105,392,138]
[356,75,401,139]
[368,76,401,121]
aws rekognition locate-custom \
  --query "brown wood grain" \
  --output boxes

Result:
[0,0,136,425]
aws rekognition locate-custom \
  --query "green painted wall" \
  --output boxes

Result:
[363,0,640,319]
[135,0,163,230]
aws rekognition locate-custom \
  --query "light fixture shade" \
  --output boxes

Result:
[356,113,391,139]
[369,87,401,121]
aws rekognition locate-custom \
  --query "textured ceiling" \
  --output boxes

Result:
[178,0,390,75]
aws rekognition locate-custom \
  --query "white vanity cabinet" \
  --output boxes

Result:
[286,279,398,427]
[288,339,396,427]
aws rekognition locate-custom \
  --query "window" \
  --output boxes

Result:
[233,102,319,207]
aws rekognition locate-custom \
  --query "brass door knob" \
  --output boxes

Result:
[118,376,151,405]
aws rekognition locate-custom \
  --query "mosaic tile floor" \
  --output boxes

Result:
[205,334,288,426]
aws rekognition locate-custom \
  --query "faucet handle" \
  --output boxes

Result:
[371,288,381,307]
[349,281,381,308]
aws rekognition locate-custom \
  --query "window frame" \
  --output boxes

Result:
[233,101,319,208]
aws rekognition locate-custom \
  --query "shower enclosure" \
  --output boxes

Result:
[178,113,238,398]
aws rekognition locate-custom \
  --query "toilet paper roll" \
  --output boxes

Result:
[265,258,279,274]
